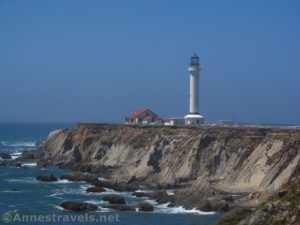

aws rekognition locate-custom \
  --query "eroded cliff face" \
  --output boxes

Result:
[38,124,300,195]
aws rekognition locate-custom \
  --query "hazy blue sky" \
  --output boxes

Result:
[0,0,299,124]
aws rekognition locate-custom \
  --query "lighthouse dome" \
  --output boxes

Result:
[190,53,199,66]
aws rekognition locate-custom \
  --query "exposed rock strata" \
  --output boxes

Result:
[217,177,300,225]
[35,124,300,211]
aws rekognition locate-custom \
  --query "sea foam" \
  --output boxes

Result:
[55,179,74,184]
[11,152,22,160]
[6,177,38,184]
[147,200,215,215]
[21,162,37,167]
[1,141,36,147]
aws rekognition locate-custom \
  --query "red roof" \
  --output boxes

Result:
[127,108,148,119]
[142,116,153,121]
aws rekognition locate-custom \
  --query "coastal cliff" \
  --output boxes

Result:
[36,124,300,212]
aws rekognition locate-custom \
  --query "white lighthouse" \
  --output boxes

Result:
[184,53,204,125]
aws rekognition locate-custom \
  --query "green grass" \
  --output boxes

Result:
[216,208,252,225]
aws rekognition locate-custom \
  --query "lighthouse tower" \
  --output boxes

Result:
[184,53,204,125]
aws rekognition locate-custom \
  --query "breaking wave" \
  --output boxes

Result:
[6,177,38,184]
[55,179,75,184]
[147,201,216,215]
[21,162,37,167]
[11,152,22,160]
[1,141,36,147]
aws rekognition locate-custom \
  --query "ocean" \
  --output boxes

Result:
[0,122,221,225]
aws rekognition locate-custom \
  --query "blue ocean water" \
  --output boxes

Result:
[0,122,221,225]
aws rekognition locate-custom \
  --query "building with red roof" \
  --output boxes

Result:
[125,108,163,124]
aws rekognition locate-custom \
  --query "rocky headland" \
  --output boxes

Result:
[19,123,300,223]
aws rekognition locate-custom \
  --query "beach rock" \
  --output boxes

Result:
[60,201,98,212]
[36,173,58,182]
[86,186,106,193]
[102,204,136,211]
[102,194,126,204]
[137,202,154,212]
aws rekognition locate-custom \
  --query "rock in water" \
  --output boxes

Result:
[86,186,106,193]
[102,194,126,204]
[102,204,136,211]
[92,179,138,192]
[20,150,40,160]
[60,201,98,212]
[10,188,21,192]
[10,161,22,167]
[36,173,58,182]
[148,191,173,204]
[132,191,173,204]
[59,172,97,182]
[132,191,148,198]
[0,152,12,159]
[137,202,154,212]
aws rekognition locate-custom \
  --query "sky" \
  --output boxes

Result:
[0,0,299,124]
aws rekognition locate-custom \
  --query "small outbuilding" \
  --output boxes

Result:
[165,117,185,126]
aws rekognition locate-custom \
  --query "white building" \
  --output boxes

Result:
[165,117,185,126]
[125,108,163,125]
[184,53,204,125]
